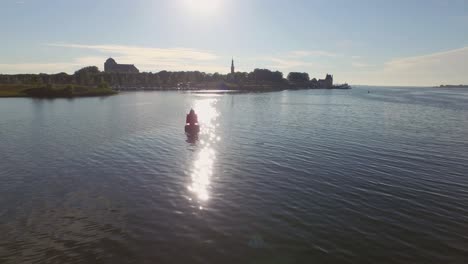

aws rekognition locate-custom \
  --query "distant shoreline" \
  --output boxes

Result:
[437,85,468,88]
[0,65,350,98]
[0,84,116,98]
[0,81,351,98]
[0,82,350,98]
[112,82,351,92]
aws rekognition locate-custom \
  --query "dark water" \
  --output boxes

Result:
[1,87,468,263]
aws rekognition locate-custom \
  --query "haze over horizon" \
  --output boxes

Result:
[1,0,467,86]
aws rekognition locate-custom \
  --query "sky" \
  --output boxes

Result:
[0,0,467,86]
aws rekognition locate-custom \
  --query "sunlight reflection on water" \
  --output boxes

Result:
[188,99,220,205]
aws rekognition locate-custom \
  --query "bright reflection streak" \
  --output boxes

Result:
[187,99,219,204]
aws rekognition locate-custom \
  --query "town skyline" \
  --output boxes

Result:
[1,0,467,86]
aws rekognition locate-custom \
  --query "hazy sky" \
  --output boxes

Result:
[1,0,467,86]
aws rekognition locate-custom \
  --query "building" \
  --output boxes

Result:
[231,58,235,74]
[104,58,139,73]
[317,74,333,88]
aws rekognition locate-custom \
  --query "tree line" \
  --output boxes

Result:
[0,66,325,88]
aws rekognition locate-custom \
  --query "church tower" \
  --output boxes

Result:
[231,58,235,74]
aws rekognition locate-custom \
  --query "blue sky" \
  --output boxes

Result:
[1,0,467,85]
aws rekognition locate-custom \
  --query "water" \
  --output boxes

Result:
[1,86,468,263]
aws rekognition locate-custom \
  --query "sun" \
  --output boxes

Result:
[181,0,223,16]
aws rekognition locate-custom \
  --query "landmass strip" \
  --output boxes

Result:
[0,58,350,98]
[438,84,468,88]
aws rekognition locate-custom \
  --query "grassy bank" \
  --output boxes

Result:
[0,84,117,98]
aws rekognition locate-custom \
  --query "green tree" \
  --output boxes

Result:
[74,66,100,75]
[287,72,310,83]
[98,81,109,89]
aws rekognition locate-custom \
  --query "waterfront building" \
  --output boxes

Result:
[104,58,139,73]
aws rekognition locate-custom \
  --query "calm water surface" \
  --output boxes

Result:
[1,87,468,263]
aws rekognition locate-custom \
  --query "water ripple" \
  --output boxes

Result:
[1,88,468,263]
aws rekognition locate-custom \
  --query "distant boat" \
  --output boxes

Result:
[333,83,351,89]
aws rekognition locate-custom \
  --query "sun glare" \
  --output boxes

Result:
[181,0,223,16]
[187,99,220,204]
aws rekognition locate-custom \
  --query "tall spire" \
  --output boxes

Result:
[231,57,235,74]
